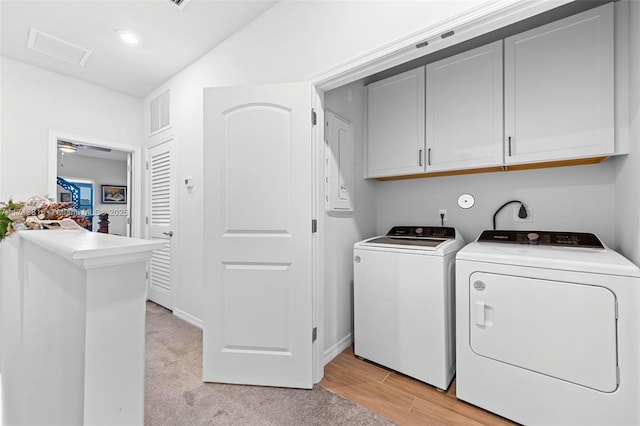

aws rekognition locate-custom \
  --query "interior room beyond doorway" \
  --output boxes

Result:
[51,133,136,237]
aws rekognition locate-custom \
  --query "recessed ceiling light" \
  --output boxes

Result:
[116,29,141,45]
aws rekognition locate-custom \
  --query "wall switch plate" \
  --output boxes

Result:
[514,206,533,223]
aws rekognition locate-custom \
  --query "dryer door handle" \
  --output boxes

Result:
[475,301,486,326]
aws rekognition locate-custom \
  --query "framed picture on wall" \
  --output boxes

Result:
[101,185,127,204]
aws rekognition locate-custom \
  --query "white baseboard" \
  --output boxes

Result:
[323,333,352,366]
[173,308,203,329]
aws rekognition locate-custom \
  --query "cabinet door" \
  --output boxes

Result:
[504,3,614,165]
[426,40,503,172]
[367,67,425,178]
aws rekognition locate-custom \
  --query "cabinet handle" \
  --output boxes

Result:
[419,149,423,167]
[428,148,432,166]
[508,136,512,157]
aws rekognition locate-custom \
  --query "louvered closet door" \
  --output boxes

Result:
[146,138,175,310]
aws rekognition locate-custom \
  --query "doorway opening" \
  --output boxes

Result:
[48,131,142,237]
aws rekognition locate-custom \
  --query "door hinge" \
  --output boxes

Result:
[145,216,149,225]
[325,118,329,144]
[127,217,131,224]
[146,271,149,280]
[616,366,620,385]
[311,108,317,126]
[312,327,317,343]
[312,219,317,233]
[146,161,149,170]
[615,300,619,319]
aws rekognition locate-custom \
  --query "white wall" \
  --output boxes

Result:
[56,152,128,236]
[614,0,640,264]
[142,0,489,326]
[0,57,142,201]
[322,82,378,361]
[376,162,617,247]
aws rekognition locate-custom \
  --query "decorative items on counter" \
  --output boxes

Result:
[98,213,110,234]
[0,196,91,241]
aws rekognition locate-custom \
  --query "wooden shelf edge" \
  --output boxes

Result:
[373,156,611,182]
[374,166,504,181]
[505,156,610,171]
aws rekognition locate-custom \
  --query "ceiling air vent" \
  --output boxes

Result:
[27,28,92,66]
[168,0,191,9]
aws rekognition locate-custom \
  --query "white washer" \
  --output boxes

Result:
[456,230,640,425]
[353,226,465,390]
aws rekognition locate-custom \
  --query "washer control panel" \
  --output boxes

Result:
[477,230,603,248]
[386,226,456,239]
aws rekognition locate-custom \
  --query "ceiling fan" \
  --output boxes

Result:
[58,139,112,153]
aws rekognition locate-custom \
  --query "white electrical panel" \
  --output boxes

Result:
[325,110,354,212]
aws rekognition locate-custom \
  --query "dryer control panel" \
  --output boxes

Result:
[477,230,604,248]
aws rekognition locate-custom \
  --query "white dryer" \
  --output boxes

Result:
[353,226,465,390]
[456,230,640,425]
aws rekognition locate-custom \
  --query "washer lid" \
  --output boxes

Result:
[457,241,640,277]
[365,236,446,248]
[355,226,464,254]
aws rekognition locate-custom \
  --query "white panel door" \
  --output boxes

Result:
[367,67,425,178]
[469,272,618,392]
[146,139,175,310]
[426,40,503,172]
[504,3,614,164]
[203,83,313,389]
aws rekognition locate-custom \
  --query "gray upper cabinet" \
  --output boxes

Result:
[504,3,614,165]
[366,2,616,180]
[366,67,425,178]
[426,40,503,173]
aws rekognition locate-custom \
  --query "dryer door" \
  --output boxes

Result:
[469,272,618,392]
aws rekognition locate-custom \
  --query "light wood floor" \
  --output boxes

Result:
[320,346,516,425]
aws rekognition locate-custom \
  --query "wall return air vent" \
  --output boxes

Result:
[150,90,170,134]
[27,29,92,66]
[168,0,191,9]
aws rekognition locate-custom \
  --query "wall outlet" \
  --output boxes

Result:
[513,206,533,223]
[439,209,447,224]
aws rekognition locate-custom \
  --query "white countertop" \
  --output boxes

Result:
[17,229,165,261]
[2,229,156,423]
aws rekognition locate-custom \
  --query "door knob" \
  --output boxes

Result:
[162,231,174,237]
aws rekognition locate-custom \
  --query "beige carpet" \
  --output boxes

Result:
[144,301,395,425]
